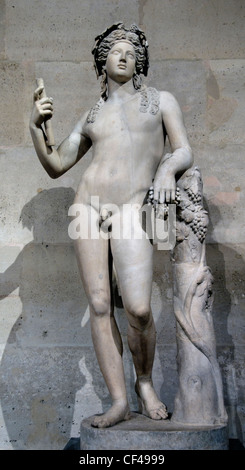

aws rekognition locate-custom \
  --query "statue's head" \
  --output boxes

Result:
[92,22,149,99]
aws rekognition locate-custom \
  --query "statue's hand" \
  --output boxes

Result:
[153,164,176,204]
[30,84,53,128]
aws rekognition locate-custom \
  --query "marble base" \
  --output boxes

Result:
[80,413,228,450]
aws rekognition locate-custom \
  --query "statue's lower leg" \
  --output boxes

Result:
[127,315,168,420]
[90,310,130,428]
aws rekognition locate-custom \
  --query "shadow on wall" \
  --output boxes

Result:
[205,199,242,416]
[0,187,110,450]
[0,186,172,449]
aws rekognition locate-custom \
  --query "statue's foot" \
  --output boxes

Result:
[91,400,131,428]
[135,379,168,420]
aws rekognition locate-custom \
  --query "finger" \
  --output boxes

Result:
[159,189,165,204]
[154,188,159,202]
[41,110,53,117]
[165,190,171,203]
[39,97,53,105]
[34,85,44,101]
[170,189,176,203]
[40,103,53,110]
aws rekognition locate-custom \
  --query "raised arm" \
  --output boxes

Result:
[154,91,193,204]
[29,83,92,179]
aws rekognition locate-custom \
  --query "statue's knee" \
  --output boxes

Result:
[90,292,110,317]
[127,304,151,330]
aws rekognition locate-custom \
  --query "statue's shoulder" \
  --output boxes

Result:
[158,90,180,107]
[86,97,104,124]
[139,86,160,115]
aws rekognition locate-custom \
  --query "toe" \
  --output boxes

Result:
[148,409,162,420]
[148,406,168,420]
[158,408,168,419]
[154,413,162,420]
[97,420,107,428]
[91,416,100,428]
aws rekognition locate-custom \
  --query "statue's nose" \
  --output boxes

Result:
[119,53,127,62]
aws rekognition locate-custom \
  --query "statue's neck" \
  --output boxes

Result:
[107,78,136,103]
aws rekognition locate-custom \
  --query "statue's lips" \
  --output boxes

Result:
[117,64,127,70]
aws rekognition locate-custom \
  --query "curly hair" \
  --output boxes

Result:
[92,22,149,99]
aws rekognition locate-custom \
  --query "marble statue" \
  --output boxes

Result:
[30,22,227,429]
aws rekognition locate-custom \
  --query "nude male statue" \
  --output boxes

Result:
[30,23,193,428]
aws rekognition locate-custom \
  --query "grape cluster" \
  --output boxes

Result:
[186,188,202,204]
[175,186,208,243]
[189,212,208,243]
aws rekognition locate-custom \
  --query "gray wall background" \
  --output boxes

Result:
[0,0,245,449]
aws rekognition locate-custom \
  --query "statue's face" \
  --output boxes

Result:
[106,41,136,84]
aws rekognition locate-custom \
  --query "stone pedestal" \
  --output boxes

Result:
[80,413,228,450]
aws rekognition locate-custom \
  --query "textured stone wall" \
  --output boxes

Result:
[0,0,244,449]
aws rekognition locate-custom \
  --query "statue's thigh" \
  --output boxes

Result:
[74,235,111,305]
[111,236,153,310]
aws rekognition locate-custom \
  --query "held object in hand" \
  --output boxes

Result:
[36,77,55,147]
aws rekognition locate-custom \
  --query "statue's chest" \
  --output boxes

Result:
[86,88,161,141]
